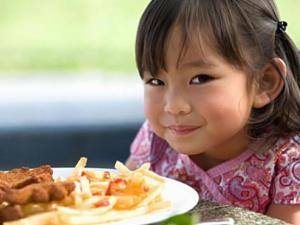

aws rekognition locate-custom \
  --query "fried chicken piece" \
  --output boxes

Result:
[0,205,24,223]
[0,165,54,205]
[0,165,75,224]
[3,181,75,205]
[0,165,53,189]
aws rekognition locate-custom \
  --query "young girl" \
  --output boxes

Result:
[126,0,300,224]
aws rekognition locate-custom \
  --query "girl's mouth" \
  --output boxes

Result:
[167,125,200,136]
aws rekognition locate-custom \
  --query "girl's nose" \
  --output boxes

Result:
[164,89,192,115]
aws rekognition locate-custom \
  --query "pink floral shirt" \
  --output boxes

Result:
[130,121,300,213]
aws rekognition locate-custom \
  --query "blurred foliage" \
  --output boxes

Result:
[0,0,149,74]
[159,214,199,225]
[0,0,298,75]
[276,0,300,47]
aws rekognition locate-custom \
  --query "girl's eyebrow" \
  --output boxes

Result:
[143,71,155,78]
[181,59,216,69]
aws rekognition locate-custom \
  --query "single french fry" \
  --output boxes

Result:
[140,168,165,183]
[138,162,151,170]
[72,181,83,207]
[68,157,87,181]
[136,184,164,207]
[79,176,92,199]
[114,161,131,176]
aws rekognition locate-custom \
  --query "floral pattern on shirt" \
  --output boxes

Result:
[130,121,300,213]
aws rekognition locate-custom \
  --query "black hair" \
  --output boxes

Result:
[136,0,300,145]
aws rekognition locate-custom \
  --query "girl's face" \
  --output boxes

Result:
[143,29,257,162]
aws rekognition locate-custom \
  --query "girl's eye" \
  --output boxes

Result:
[145,78,164,86]
[190,74,213,84]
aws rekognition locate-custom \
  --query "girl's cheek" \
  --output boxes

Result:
[144,99,158,118]
[144,86,164,120]
[144,93,163,122]
[144,88,164,107]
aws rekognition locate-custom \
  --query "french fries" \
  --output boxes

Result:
[67,157,88,182]
[4,157,171,225]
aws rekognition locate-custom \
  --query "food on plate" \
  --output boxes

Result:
[0,165,53,190]
[1,157,171,225]
[3,181,75,205]
[0,165,75,224]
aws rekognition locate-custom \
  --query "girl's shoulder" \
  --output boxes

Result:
[268,132,300,205]
[129,121,155,165]
[271,132,300,170]
[274,133,300,175]
[244,131,300,177]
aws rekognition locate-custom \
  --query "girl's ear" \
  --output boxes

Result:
[253,58,286,108]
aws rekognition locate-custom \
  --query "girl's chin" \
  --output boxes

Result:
[176,150,204,155]
[168,143,204,155]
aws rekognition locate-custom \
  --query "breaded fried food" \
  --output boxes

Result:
[0,165,53,189]
[3,181,75,205]
[0,205,23,223]
[0,165,75,223]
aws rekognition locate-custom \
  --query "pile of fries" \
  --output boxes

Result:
[5,157,171,225]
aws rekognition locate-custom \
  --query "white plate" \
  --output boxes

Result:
[53,167,199,225]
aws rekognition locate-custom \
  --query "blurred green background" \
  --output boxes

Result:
[0,0,298,76]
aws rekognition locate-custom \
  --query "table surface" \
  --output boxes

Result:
[189,200,290,225]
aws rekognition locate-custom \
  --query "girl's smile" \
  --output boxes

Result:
[167,125,201,137]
